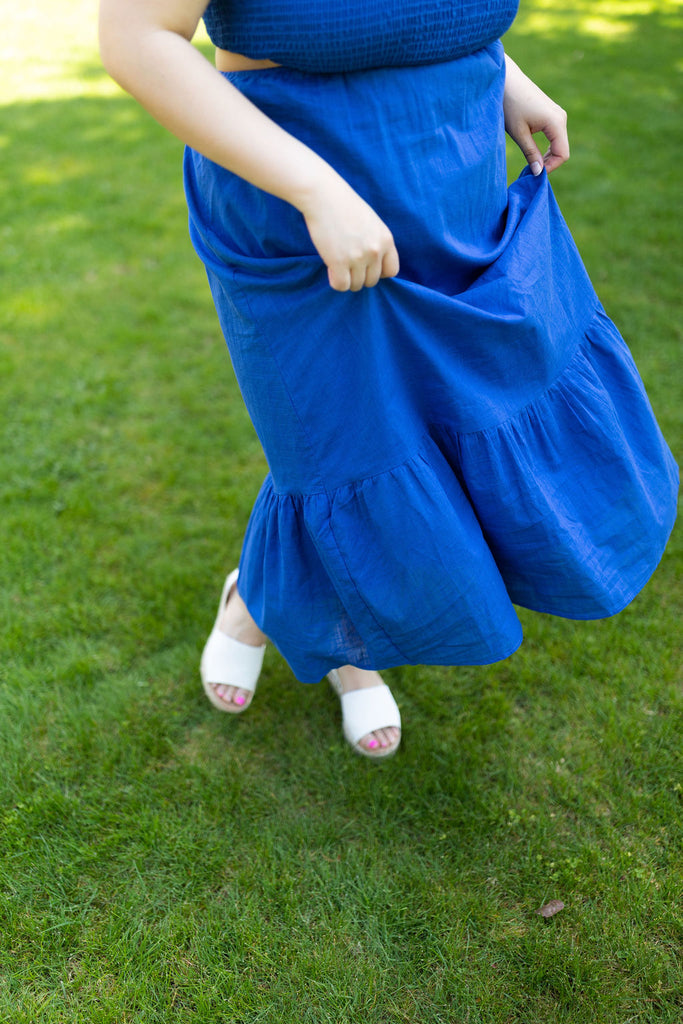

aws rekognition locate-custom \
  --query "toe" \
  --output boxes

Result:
[212,684,252,711]
[213,683,234,707]
[359,726,401,754]
[376,727,399,748]
[360,733,381,753]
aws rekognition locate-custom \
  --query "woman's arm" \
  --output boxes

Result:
[98,0,399,291]
[503,54,570,174]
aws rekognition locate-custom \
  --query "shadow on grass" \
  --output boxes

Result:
[0,7,681,1022]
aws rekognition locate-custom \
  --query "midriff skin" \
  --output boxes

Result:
[215,47,280,72]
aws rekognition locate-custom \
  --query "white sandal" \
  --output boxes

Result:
[200,569,266,714]
[328,669,401,759]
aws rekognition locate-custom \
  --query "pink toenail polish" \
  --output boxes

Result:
[367,739,379,749]
[234,693,246,706]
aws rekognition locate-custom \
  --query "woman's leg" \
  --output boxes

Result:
[211,588,400,753]
[333,665,401,754]
[211,582,268,711]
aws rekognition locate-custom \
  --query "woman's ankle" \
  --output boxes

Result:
[335,665,384,692]
[219,587,267,646]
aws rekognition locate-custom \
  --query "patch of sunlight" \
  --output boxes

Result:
[4,289,63,328]
[580,17,633,39]
[515,0,683,40]
[39,213,92,238]
[23,158,93,187]
[0,0,212,105]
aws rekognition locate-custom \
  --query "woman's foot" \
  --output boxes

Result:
[202,574,400,755]
[200,570,267,713]
[212,579,268,710]
[333,665,401,756]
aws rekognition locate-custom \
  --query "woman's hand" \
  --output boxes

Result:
[99,0,399,293]
[503,54,570,175]
[299,174,400,292]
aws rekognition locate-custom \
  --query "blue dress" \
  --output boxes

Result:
[184,1,678,682]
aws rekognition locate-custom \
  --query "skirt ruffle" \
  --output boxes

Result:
[239,307,677,682]
[184,54,678,682]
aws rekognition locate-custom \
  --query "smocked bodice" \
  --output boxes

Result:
[202,0,519,73]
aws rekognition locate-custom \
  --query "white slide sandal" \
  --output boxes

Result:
[200,569,266,713]
[328,669,401,759]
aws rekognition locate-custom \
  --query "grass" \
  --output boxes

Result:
[0,1,681,1021]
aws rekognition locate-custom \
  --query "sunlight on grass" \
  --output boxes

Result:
[1,0,108,101]
[1,3,681,1021]
[2,1,681,104]
[0,0,212,103]
[515,0,683,39]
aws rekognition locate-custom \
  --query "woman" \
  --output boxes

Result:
[98,0,678,759]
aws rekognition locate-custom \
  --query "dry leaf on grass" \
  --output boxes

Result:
[536,900,565,918]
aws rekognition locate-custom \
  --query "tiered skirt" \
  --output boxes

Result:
[184,44,678,681]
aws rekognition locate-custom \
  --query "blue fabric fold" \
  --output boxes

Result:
[184,52,678,682]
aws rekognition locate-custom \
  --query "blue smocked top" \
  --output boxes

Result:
[202,0,520,73]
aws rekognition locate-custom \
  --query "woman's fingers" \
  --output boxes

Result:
[303,176,400,291]
[542,117,570,173]
[503,55,570,176]
[381,247,400,280]
[536,104,569,174]
[326,241,399,292]
[513,127,545,175]
[328,264,351,291]
[510,112,570,176]
[363,258,383,290]
[349,263,368,292]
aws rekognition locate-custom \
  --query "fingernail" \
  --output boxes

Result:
[234,693,246,706]
[367,739,379,749]
[531,161,543,176]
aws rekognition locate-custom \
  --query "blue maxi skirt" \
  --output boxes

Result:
[184,44,678,682]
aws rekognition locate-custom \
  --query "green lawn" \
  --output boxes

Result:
[0,2,681,1021]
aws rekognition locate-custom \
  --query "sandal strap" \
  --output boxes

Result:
[200,629,265,691]
[335,682,401,747]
